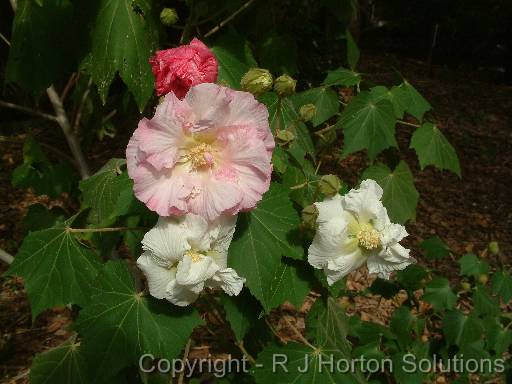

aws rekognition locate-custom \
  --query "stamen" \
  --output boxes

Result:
[184,142,215,170]
[357,228,381,250]
[185,249,203,262]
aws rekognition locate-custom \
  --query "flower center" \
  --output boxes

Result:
[357,228,381,250]
[182,142,215,170]
[185,249,205,263]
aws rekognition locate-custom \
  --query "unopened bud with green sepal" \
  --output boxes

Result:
[274,74,296,96]
[276,129,295,146]
[301,204,319,229]
[240,68,273,95]
[488,241,499,255]
[319,174,342,196]
[299,103,316,122]
[160,8,179,26]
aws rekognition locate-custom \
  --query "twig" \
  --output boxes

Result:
[177,339,192,384]
[0,248,14,265]
[73,78,93,133]
[60,72,78,102]
[204,0,256,38]
[0,100,58,122]
[0,31,10,46]
[314,124,336,136]
[46,85,90,179]
[397,119,421,128]
[102,109,117,124]
[236,341,256,364]
[283,316,317,350]
[66,227,146,233]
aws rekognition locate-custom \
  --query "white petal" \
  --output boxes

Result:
[166,280,200,306]
[314,194,344,224]
[208,215,237,268]
[137,252,176,299]
[342,179,387,225]
[142,217,190,264]
[308,216,353,269]
[175,254,219,287]
[182,214,210,251]
[207,268,245,296]
[325,250,366,285]
[367,247,415,280]
[381,223,408,246]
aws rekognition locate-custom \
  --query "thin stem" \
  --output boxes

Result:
[66,226,146,233]
[46,85,90,179]
[283,316,317,350]
[204,0,256,38]
[0,248,14,265]
[177,339,192,384]
[265,318,287,344]
[0,31,10,46]
[0,100,58,122]
[60,72,78,102]
[236,341,256,364]
[397,119,421,128]
[314,124,336,136]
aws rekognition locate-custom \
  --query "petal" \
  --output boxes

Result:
[314,194,344,224]
[209,215,237,263]
[182,214,210,252]
[207,268,245,296]
[185,83,231,129]
[187,177,243,222]
[342,179,387,225]
[141,217,190,263]
[367,246,415,280]
[175,254,219,287]
[137,252,176,299]
[381,223,408,246]
[325,250,366,285]
[166,280,200,306]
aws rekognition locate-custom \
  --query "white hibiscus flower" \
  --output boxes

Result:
[137,214,245,306]
[308,179,414,285]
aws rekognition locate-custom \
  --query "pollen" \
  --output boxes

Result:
[186,142,215,170]
[185,249,203,262]
[357,228,381,250]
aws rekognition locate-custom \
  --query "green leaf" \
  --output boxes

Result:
[491,270,512,302]
[369,85,408,119]
[212,31,257,89]
[79,159,132,222]
[29,336,90,384]
[22,203,66,232]
[90,0,157,110]
[362,161,419,224]
[442,310,483,347]
[339,91,397,159]
[396,264,427,291]
[282,160,319,207]
[483,317,512,356]
[267,259,312,310]
[399,81,431,121]
[323,67,361,87]
[291,87,339,127]
[369,278,399,299]
[419,236,450,260]
[410,122,460,176]
[75,261,202,380]
[253,298,365,383]
[260,92,315,159]
[345,29,360,70]
[6,0,76,92]
[422,277,457,312]
[458,253,489,278]
[228,183,303,311]
[390,307,415,349]
[473,286,499,316]
[259,34,298,75]
[222,290,260,342]
[6,221,102,318]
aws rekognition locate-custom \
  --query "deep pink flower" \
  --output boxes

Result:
[149,38,218,99]
[126,83,274,221]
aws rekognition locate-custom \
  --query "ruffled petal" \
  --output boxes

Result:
[141,217,190,263]
[175,254,219,287]
[182,214,210,252]
[381,223,408,247]
[342,179,386,225]
[207,268,245,296]
[185,83,231,130]
[325,250,366,285]
[367,245,414,279]
[308,216,353,269]
[166,280,200,306]
[314,194,345,224]
[137,252,176,299]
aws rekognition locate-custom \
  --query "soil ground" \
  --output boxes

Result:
[0,53,511,383]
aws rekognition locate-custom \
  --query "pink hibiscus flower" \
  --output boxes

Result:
[126,83,274,221]
[149,38,218,99]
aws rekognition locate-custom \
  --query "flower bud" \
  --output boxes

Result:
[319,174,342,196]
[276,129,295,146]
[273,74,296,96]
[299,103,316,122]
[488,241,499,255]
[478,274,489,285]
[460,281,471,291]
[160,8,179,26]
[240,68,273,95]
[301,204,318,229]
